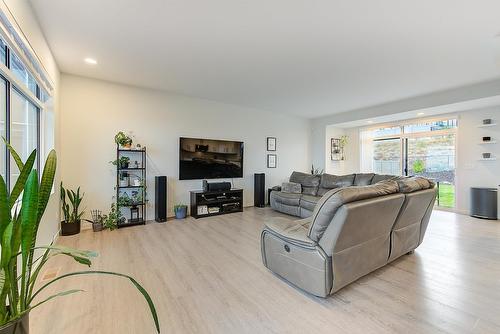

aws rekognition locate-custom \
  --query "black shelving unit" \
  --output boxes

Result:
[116,146,147,228]
[190,189,243,219]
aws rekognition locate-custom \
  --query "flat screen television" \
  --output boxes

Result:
[179,137,244,180]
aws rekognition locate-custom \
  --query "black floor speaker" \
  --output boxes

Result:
[155,176,167,222]
[254,173,265,208]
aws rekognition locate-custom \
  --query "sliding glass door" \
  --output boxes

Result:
[406,134,456,207]
[363,119,457,208]
[373,138,402,175]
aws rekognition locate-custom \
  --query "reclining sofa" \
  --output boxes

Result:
[262,172,436,297]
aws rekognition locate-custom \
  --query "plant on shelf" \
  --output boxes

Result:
[174,204,188,219]
[60,183,85,236]
[131,191,143,205]
[117,193,132,207]
[339,135,348,149]
[110,156,130,169]
[114,131,133,148]
[0,143,160,333]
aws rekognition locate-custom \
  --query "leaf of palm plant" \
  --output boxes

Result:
[20,170,38,308]
[31,271,160,333]
[0,221,13,269]
[0,176,10,239]
[16,289,83,320]
[9,149,36,209]
[36,150,56,224]
[3,139,24,171]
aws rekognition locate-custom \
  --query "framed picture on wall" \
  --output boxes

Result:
[267,154,277,168]
[267,137,277,151]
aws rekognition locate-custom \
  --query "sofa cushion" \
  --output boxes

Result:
[264,217,314,247]
[282,182,302,194]
[290,171,320,196]
[397,176,435,193]
[317,173,355,196]
[308,180,399,242]
[300,194,321,212]
[271,191,301,206]
[353,173,375,186]
[371,174,397,184]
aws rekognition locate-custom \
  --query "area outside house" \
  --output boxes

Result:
[372,130,456,208]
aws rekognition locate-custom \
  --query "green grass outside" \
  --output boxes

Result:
[437,183,455,208]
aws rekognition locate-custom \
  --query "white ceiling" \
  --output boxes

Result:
[30,0,500,118]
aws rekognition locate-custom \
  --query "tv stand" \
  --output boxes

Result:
[190,189,243,219]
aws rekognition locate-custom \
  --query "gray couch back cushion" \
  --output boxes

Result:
[308,180,399,242]
[353,173,375,186]
[317,173,355,196]
[371,174,397,184]
[281,182,302,194]
[397,176,435,193]
[290,171,320,196]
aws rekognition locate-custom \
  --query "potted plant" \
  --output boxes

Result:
[88,210,104,232]
[60,183,84,236]
[174,204,188,219]
[101,202,121,231]
[119,172,129,187]
[114,131,133,149]
[117,194,132,207]
[110,156,130,169]
[0,144,160,333]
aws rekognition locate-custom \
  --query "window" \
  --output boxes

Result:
[361,118,457,208]
[0,38,5,65]
[10,51,37,95]
[9,88,38,190]
[0,78,5,180]
[0,36,52,191]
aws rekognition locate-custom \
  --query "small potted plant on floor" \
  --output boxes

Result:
[114,131,133,149]
[174,204,188,219]
[60,183,85,236]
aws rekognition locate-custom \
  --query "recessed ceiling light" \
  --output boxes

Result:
[417,112,425,116]
[367,120,373,124]
[84,58,97,65]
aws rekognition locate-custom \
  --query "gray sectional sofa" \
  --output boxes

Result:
[262,171,436,297]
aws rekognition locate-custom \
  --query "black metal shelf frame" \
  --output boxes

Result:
[116,145,147,228]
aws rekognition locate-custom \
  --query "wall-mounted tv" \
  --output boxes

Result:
[179,137,244,180]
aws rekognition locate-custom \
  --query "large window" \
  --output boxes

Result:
[362,118,457,208]
[0,36,51,191]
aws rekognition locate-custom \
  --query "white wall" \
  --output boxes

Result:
[60,74,311,219]
[324,125,359,175]
[3,0,61,244]
[455,108,500,216]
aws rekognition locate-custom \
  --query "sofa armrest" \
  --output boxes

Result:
[264,217,316,248]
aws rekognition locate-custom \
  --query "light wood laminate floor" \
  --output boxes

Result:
[31,208,500,334]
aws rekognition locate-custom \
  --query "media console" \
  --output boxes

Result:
[190,188,243,219]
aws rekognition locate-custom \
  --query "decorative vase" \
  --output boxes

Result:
[120,162,129,169]
[0,313,29,334]
[175,207,187,219]
[122,143,132,149]
[60,220,81,236]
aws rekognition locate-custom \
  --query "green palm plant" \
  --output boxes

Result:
[0,144,160,332]
[60,183,84,223]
